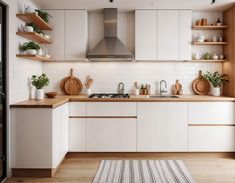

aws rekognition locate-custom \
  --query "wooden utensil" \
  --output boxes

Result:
[63,69,83,95]
[192,71,210,95]
[60,76,70,94]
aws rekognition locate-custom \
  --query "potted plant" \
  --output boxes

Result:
[203,71,229,96]
[35,10,52,23]
[19,41,40,55]
[25,23,44,36]
[31,74,49,100]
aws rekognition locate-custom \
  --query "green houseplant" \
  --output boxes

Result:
[35,10,52,23]
[19,41,40,55]
[31,74,49,100]
[203,71,229,96]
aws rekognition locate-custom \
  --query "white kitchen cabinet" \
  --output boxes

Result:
[179,10,191,60]
[87,118,136,152]
[46,10,87,61]
[189,126,235,152]
[46,10,65,60]
[69,102,86,116]
[137,102,188,152]
[65,10,88,60]
[86,102,136,116]
[135,10,191,61]
[11,103,69,169]
[157,10,179,60]
[69,118,86,152]
[135,10,157,60]
[188,102,235,124]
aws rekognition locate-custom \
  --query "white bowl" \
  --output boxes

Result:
[212,55,219,60]
[26,49,37,55]
[24,26,34,32]
[44,35,50,40]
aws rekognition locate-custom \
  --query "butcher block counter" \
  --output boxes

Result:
[10,94,235,108]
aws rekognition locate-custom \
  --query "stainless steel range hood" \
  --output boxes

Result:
[86,8,134,62]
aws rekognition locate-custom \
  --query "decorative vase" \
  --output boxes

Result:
[35,89,44,100]
[134,89,140,96]
[26,49,37,55]
[86,88,92,96]
[211,87,221,96]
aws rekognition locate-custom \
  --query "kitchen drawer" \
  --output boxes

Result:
[87,118,136,152]
[69,118,86,152]
[87,102,137,116]
[69,102,86,116]
[188,126,235,152]
[188,102,235,124]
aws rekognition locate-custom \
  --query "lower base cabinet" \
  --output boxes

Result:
[189,126,235,152]
[137,102,188,152]
[87,118,137,152]
[69,118,86,152]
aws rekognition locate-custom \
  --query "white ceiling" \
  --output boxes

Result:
[31,0,234,11]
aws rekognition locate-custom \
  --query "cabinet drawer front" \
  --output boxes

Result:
[87,102,136,116]
[188,102,235,124]
[87,118,136,152]
[69,119,86,152]
[69,102,86,116]
[189,126,235,152]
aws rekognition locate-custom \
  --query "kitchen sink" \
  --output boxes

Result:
[146,95,180,98]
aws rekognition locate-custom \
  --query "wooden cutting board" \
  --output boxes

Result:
[192,70,210,95]
[60,76,70,94]
[62,69,83,95]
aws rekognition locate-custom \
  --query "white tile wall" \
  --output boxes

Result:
[42,62,222,95]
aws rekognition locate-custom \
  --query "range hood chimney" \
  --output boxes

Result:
[86,8,134,62]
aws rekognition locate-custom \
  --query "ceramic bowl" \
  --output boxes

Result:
[45,92,57,98]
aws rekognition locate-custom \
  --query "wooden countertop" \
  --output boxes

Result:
[10,94,235,108]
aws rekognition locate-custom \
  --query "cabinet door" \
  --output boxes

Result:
[69,102,86,116]
[60,103,69,157]
[157,10,179,60]
[135,10,157,60]
[188,102,235,124]
[137,102,188,152]
[87,118,136,152]
[65,10,88,60]
[179,10,191,60]
[46,10,65,60]
[69,118,86,152]
[189,126,235,152]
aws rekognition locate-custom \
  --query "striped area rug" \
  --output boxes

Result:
[93,160,195,183]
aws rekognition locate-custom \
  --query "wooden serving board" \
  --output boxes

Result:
[63,69,83,95]
[192,71,210,95]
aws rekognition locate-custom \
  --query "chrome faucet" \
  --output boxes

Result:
[118,82,125,94]
[160,80,168,95]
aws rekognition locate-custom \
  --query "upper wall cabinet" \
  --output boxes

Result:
[46,10,88,61]
[135,10,191,61]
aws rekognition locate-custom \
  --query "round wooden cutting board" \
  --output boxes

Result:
[192,71,210,95]
[61,69,83,95]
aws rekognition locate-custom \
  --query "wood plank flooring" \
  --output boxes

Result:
[6,153,235,183]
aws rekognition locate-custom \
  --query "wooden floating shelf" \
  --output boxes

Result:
[188,59,227,63]
[193,42,227,45]
[16,32,52,44]
[16,13,52,30]
[16,54,54,62]
[192,25,228,30]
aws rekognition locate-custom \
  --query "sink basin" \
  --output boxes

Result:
[146,95,180,98]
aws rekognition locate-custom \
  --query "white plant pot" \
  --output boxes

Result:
[26,49,37,55]
[35,89,44,100]
[211,87,221,96]
[23,26,34,32]
[25,7,35,13]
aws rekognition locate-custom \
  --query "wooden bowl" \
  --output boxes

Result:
[45,92,57,98]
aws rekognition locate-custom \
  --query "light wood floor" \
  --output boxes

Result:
[6,153,235,183]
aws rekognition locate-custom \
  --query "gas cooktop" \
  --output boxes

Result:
[89,93,130,99]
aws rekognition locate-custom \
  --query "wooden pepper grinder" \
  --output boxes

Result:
[172,80,183,95]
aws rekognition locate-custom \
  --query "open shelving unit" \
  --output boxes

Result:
[192,25,228,30]
[16,32,52,44]
[188,59,227,63]
[16,54,54,62]
[16,13,54,62]
[16,13,52,30]
[193,42,227,45]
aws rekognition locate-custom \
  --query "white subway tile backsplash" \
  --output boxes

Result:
[42,62,222,95]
